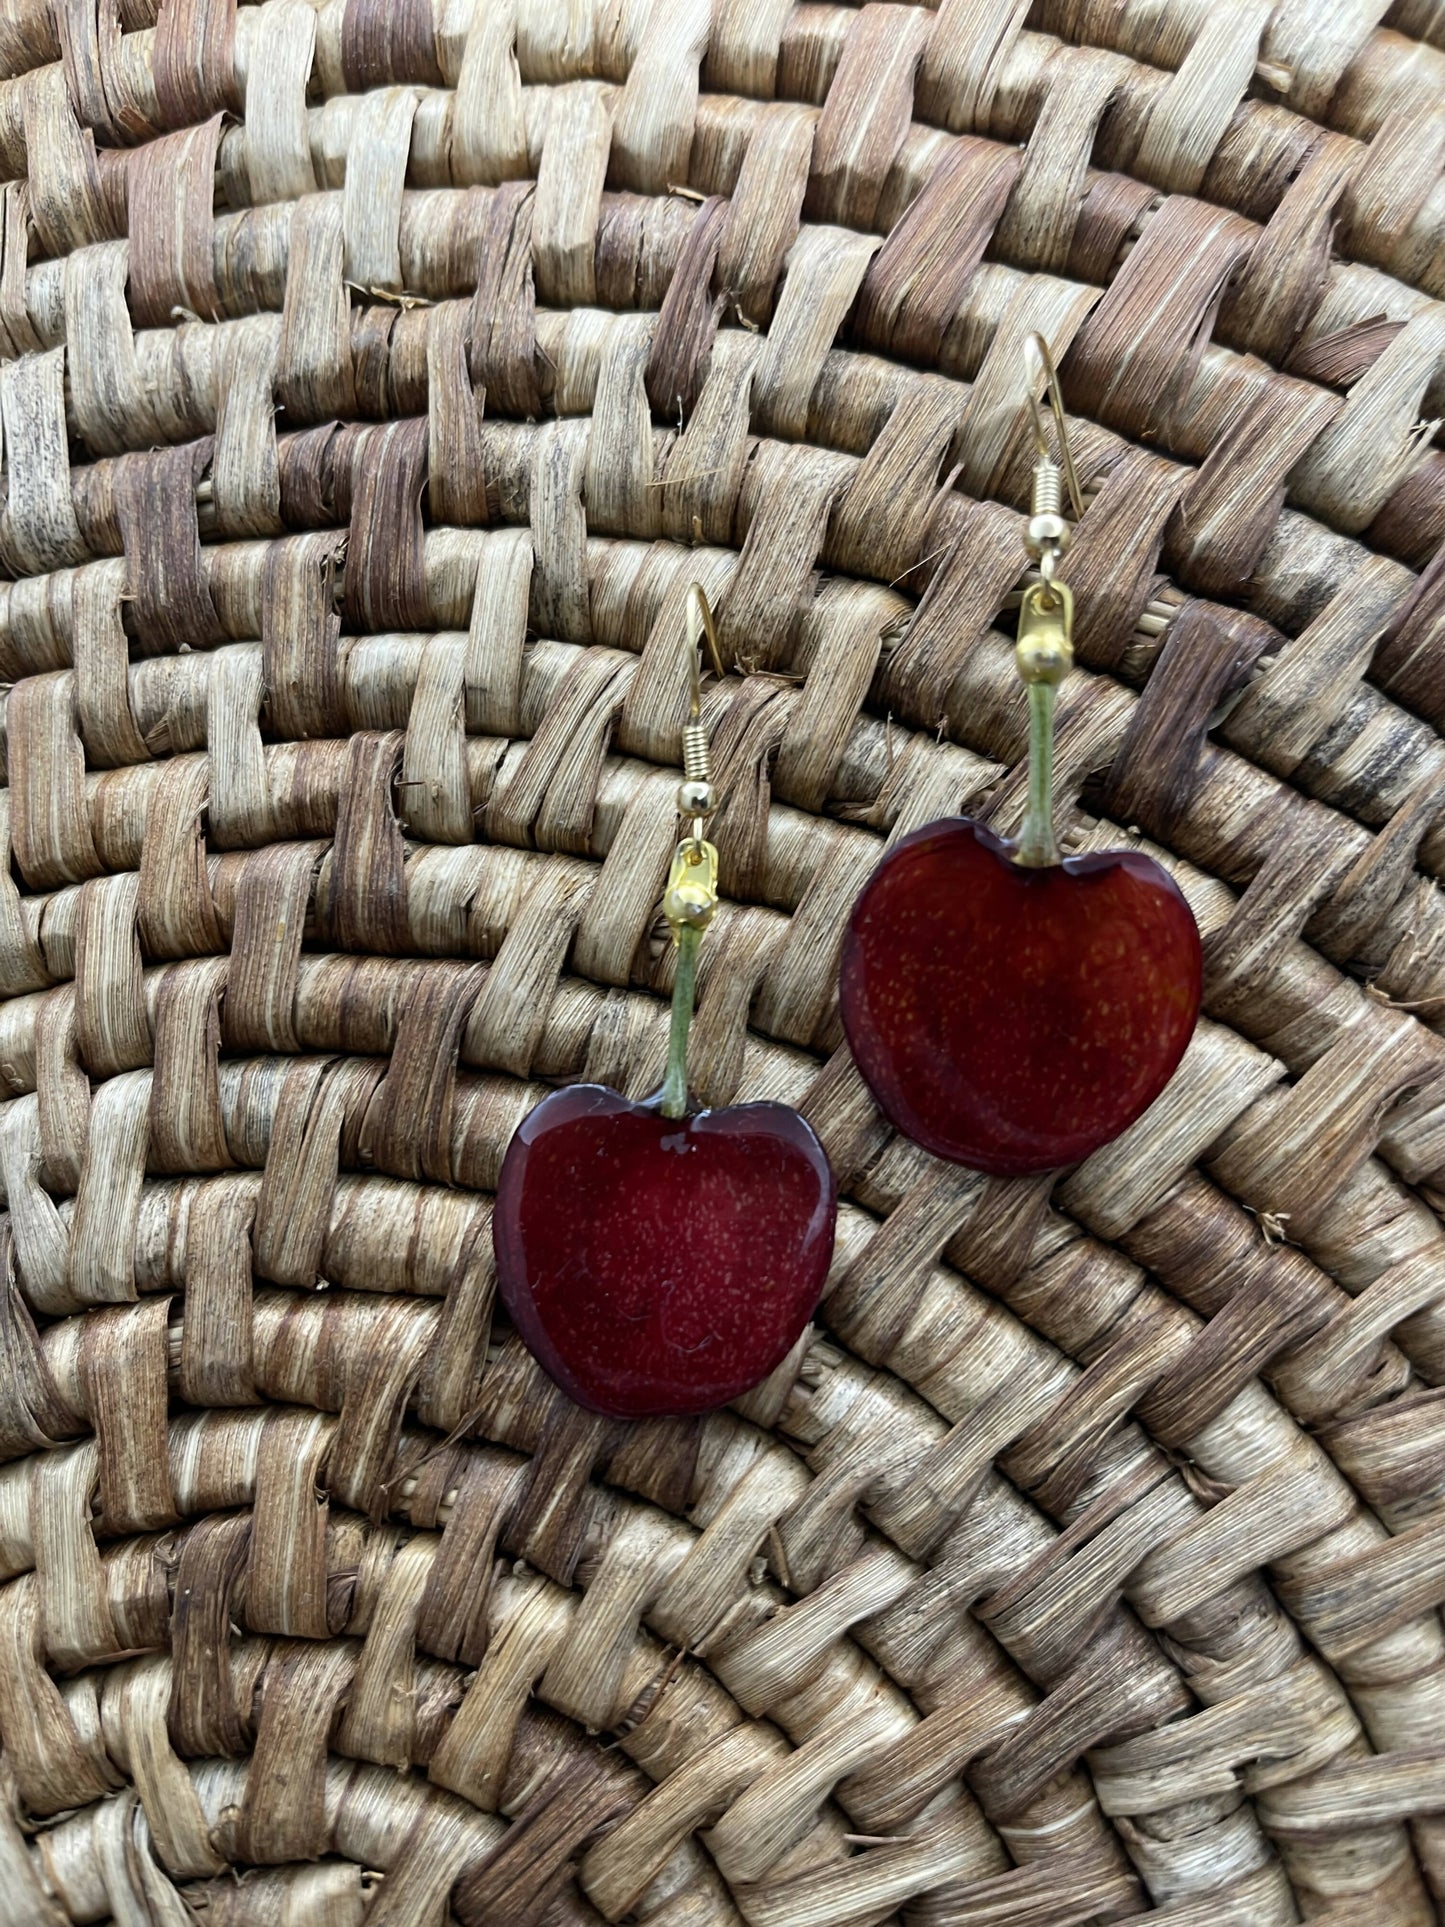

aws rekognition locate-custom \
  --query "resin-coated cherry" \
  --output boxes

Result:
[493,1084,837,1418]
[841,819,1201,1175]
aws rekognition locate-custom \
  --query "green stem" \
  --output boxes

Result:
[659,923,701,1118]
[1015,678,1059,868]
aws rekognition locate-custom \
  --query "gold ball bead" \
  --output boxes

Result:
[1016,634,1072,686]
[677,778,716,817]
[664,882,714,927]
[1024,512,1071,559]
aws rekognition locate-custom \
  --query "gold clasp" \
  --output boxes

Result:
[1016,579,1074,688]
[664,834,717,941]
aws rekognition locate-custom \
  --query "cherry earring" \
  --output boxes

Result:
[493,585,838,1418]
[840,337,1202,1176]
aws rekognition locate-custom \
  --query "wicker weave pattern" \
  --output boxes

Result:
[0,0,1442,1921]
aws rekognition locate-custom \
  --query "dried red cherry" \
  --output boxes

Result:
[840,818,1201,1175]
[494,1085,836,1418]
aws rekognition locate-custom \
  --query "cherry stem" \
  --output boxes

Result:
[1015,679,1059,868]
[660,923,701,1118]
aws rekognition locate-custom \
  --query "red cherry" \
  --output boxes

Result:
[493,1085,837,1418]
[840,819,1202,1175]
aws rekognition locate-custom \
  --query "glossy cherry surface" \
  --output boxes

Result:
[494,1084,837,1418]
[840,818,1201,1175]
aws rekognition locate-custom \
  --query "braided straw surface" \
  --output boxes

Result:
[0,0,1442,1921]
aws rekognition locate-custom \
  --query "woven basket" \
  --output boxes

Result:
[1,0,1444,1920]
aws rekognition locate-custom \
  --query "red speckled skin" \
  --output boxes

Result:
[493,1084,838,1418]
[840,818,1202,1175]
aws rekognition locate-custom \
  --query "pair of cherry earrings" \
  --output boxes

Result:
[495,341,1202,1418]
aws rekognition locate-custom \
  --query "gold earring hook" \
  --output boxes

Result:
[1016,333,1077,785]
[664,582,722,954]
[658,588,724,1118]
[1023,332,1085,523]
[678,585,721,833]
[685,581,726,722]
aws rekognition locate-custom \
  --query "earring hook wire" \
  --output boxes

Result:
[1023,332,1085,523]
[685,582,726,721]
